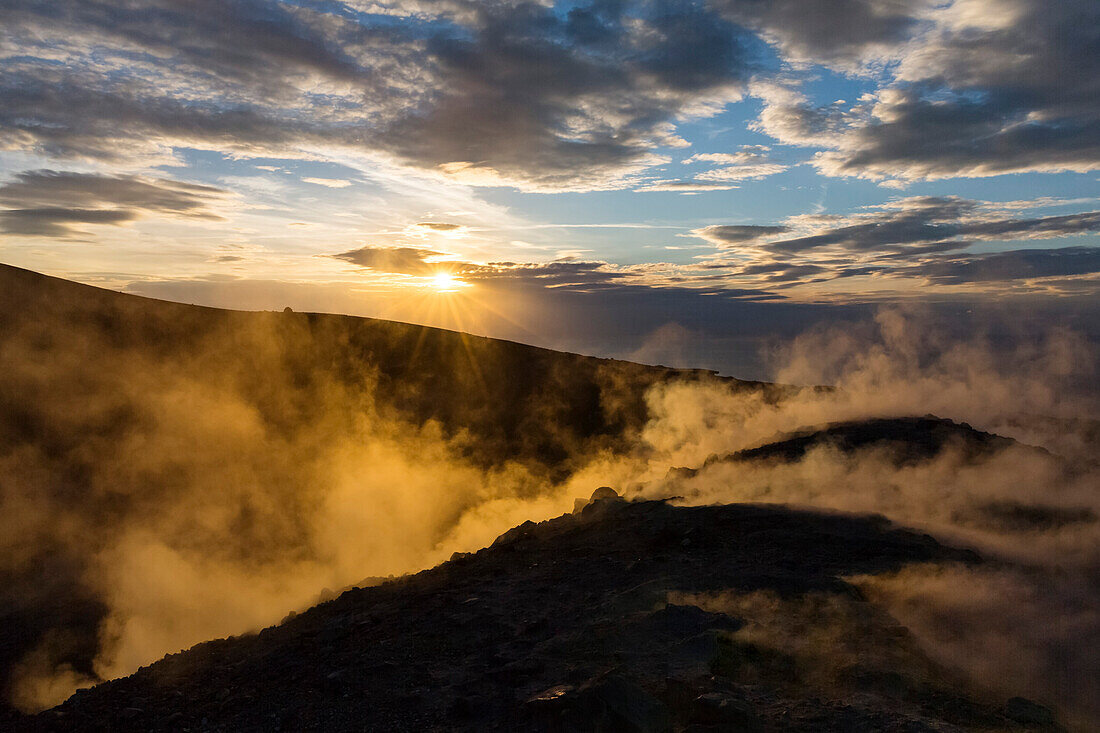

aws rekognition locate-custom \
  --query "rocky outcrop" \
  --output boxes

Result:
[12,498,1063,732]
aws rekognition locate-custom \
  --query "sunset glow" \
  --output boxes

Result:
[429,272,464,292]
[0,0,1095,372]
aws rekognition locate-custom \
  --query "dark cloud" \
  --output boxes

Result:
[768,206,1100,256]
[707,198,1100,256]
[693,224,789,245]
[963,211,1100,240]
[0,208,137,237]
[0,170,227,237]
[2,1,1096,188]
[0,0,757,190]
[757,0,1100,181]
[913,247,1100,285]
[332,246,446,275]
[692,197,1100,291]
[415,222,463,231]
[713,0,923,66]
[370,1,757,189]
[0,170,226,214]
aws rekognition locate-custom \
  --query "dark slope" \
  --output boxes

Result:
[17,497,1065,733]
[664,416,1025,484]
[725,417,1018,465]
[0,263,775,473]
[668,418,1094,536]
[665,417,1023,484]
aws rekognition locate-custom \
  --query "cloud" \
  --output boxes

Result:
[407,221,470,237]
[0,170,227,213]
[332,245,446,275]
[330,197,1100,299]
[684,147,772,164]
[0,170,228,237]
[682,144,790,181]
[330,243,795,304]
[759,199,1100,255]
[0,0,757,191]
[712,0,929,68]
[913,247,1100,285]
[633,181,739,193]
[460,260,634,291]
[753,0,1100,181]
[301,178,354,188]
[3,0,1095,190]
[0,208,138,237]
[691,225,790,246]
[415,222,463,232]
[689,197,1100,292]
[695,163,788,181]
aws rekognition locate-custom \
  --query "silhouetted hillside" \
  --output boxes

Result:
[0,264,774,475]
[726,417,1019,466]
[15,495,1067,732]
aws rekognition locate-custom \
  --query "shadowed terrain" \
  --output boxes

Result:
[666,417,1025,483]
[2,493,1038,726]
[15,495,1067,732]
[0,265,1093,731]
[0,264,775,475]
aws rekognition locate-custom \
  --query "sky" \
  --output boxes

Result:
[1,0,1099,377]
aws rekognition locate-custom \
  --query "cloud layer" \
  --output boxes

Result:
[693,196,1100,292]
[0,171,227,237]
[2,1,1097,190]
[0,0,762,191]
[751,0,1100,182]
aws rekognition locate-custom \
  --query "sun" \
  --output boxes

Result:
[430,271,463,291]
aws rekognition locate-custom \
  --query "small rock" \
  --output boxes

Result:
[591,486,620,501]
[575,487,621,514]
[527,684,575,705]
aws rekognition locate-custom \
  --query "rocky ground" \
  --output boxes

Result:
[9,492,1064,732]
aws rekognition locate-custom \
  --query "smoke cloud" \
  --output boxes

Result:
[609,307,1100,728]
[2,285,1097,729]
[0,296,586,711]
